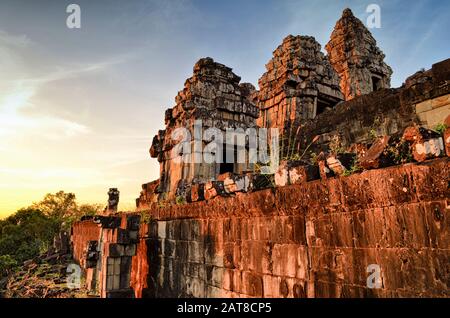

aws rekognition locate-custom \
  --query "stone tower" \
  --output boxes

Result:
[150,57,258,200]
[255,35,344,156]
[256,35,343,130]
[325,8,393,101]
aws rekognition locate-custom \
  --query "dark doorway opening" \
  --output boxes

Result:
[316,96,340,118]
[316,99,330,116]
[219,145,235,174]
[372,76,382,91]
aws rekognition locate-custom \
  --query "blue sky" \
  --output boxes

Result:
[0,0,449,216]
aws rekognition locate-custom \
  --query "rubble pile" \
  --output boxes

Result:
[403,126,446,162]
[4,257,79,298]
[274,120,448,184]
[1,232,88,298]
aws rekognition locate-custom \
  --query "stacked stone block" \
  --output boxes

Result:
[150,57,259,200]
[71,214,141,298]
[98,214,140,298]
[135,158,449,298]
[256,35,343,132]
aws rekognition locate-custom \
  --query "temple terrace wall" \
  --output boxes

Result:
[128,158,449,298]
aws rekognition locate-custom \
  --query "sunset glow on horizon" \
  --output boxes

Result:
[1,0,449,218]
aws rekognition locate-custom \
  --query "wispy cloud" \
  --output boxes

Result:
[0,81,91,139]
[17,54,133,86]
[0,29,133,141]
[0,30,32,47]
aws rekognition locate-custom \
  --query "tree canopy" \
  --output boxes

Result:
[0,191,103,277]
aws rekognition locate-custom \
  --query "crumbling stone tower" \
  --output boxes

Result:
[150,57,259,200]
[255,35,344,155]
[325,8,393,101]
[256,35,343,129]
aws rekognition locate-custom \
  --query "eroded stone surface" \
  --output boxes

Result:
[325,8,392,101]
[256,35,343,135]
[149,57,258,200]
[128,158,449,298]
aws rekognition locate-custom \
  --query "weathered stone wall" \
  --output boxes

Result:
[411,59,450,129]
[416,94,450,129]
[149,57,259,201]
[71,214,140,298]
[297,59,450,155]
[255,35,343,137]
[69,7,450,299]
[71,219,101,268]
[133,158,449,298]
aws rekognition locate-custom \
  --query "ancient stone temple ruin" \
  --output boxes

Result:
[150,57,259,200]
[325,8,393,101]
[71,8,450,298]
[148,9,394,202]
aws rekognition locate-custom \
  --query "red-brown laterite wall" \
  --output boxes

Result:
[131,223,150,298]
[70,159,449,298]
[133,158,449,298]
[71,220,101,268]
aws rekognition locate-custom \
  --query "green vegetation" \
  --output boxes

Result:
[434,123,447,135]
[329,134,345,154]
[30,191,102,230]
[254,162,276,188]
[139,210,152,224]
[0,191,102,278]
[368,117,382,142]
[309,152,318,165]
[368,128,378,141]
[383,139,413,165]
[175,195,186,205]
[343,158,362,176]
[0,208,59,266]
[0,255,18,277]
[281,134,320,163]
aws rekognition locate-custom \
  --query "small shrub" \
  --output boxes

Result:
[157,201,166,208]
[329,135,345,154]
[383,139,413,165]
[343,158,362,176]
[139,211,152,224]
[368,129,378,141]
[0,255,17,277]
[175,196,186,205]
[434,123,447,135]
[310,152,318,165]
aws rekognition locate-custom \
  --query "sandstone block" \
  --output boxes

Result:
[107,243,124,257]
[190,183,205,202]
[360,136,390,169]
[241,271,263,297]
[275,161,289,187]
[124,244,136,257]
[403,126,444,162]
[117,228,130,244]
[157,221,167,239]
